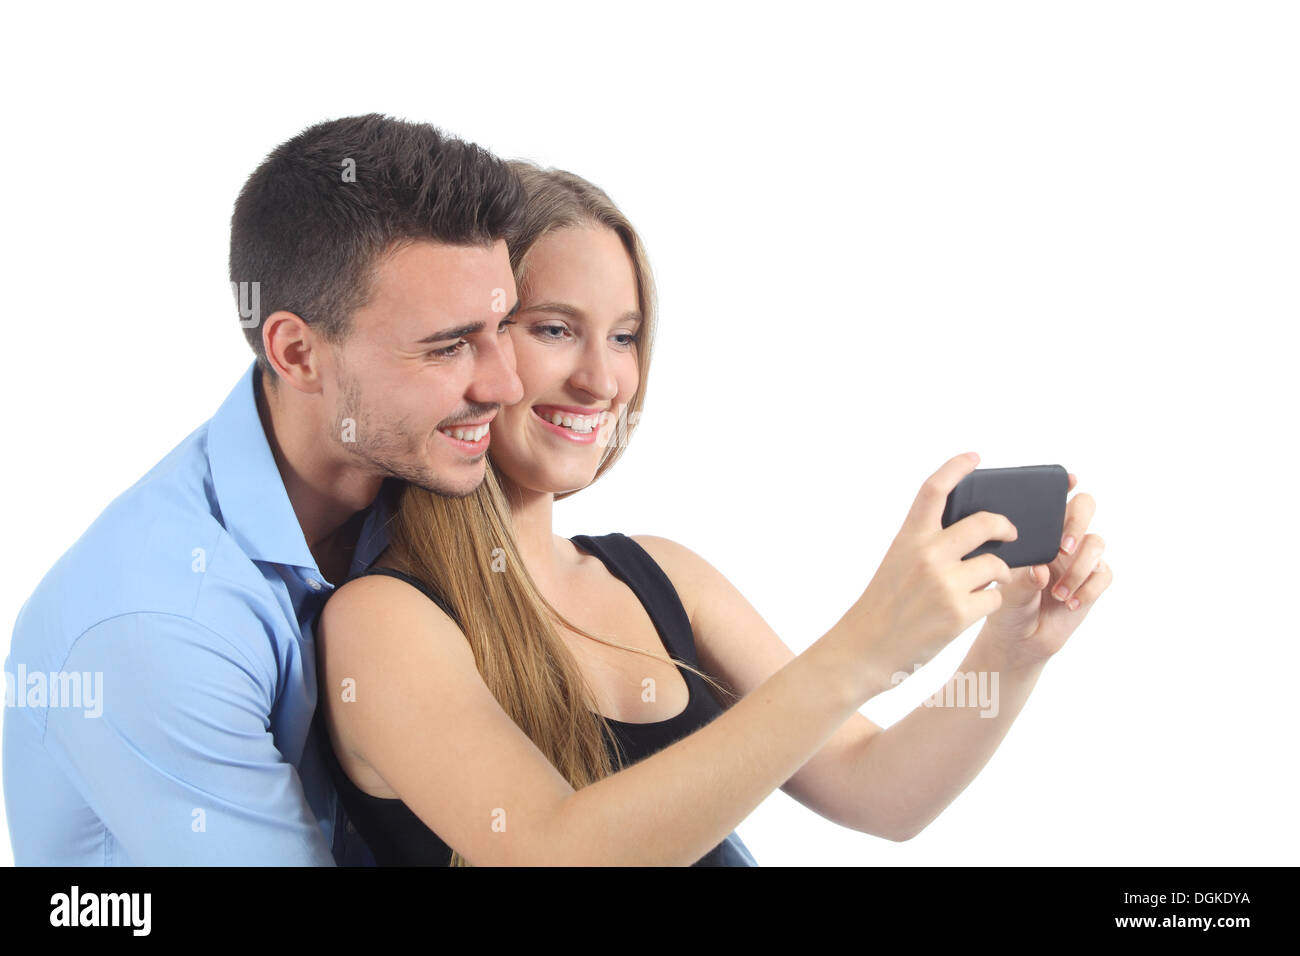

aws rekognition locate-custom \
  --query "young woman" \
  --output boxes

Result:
[315,163,1111,866]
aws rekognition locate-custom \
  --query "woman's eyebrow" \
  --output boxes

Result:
[524,301,643,324]
[522,301,581,318]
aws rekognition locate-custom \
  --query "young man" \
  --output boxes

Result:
[3,113,525,864]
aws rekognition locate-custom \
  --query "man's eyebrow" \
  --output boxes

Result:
[415,322,483,345]
[413,300,520,345]
[524,301,643,324]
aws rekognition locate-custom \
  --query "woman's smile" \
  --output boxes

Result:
[482,221,643,495]
[530,404,611,444]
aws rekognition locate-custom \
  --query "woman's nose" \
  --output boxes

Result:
[569,343,618,400]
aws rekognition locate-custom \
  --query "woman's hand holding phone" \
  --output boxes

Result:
[825,452,1018,698]
[980,471,1113,669]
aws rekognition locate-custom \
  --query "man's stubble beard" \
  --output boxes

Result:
[334,363,484,500]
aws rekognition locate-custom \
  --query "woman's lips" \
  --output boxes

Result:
[530,405,606,444]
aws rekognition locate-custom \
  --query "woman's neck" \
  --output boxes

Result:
[501,477,572,590]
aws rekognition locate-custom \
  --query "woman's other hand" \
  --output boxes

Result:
[982,471,1113,668]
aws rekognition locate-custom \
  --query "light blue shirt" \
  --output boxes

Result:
[3,360,392,864]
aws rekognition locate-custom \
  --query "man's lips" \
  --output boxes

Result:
[439,413,497,429]
[436,413,496,450]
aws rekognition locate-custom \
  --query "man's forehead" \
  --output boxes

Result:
[369,239,515,314]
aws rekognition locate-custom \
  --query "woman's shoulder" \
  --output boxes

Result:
[623,534,724,623]
[575,531,701,563]
[318,563,460,651]
[625,533,699,566]
[573,532,704,579]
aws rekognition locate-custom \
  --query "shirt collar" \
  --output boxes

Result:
[208,360,394,577]
[350,478,397,577]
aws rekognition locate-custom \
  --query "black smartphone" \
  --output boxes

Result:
[941,464,1068,568]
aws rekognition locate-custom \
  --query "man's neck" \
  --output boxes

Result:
[254,370,383,577]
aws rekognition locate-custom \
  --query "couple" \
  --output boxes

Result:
[3,114,1110,866]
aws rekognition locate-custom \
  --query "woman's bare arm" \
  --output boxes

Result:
[634,533,1045,841]
[317,571,878,866]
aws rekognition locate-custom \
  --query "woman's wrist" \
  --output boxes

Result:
[968,625,1054,680]
[807,617,891,707]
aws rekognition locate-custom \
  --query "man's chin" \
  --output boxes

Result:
[415,458,488,499]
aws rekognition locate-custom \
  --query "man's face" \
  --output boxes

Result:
[324,238,523,498]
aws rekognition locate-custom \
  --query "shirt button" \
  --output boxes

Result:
[307,579,323,591]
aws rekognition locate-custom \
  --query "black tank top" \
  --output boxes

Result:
[318,533,758,866]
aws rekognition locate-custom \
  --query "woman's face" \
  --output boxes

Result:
[488,224,642,496]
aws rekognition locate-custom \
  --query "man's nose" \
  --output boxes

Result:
[469,332,523,407]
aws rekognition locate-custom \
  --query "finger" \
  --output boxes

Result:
[1051,536,1106,603]
[909,451,981,531]
[1061,557,1113,611]
[969,585,1006,622]
[993,562,1046,600]
[1067,472,1077,492]
[942,510,1019,561]
[1058,491,1097,557]
[957,552,1013,594]
[1048,535,1106,604]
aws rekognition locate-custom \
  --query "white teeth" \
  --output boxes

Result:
[541,409,601,433]
[441,423,489,442]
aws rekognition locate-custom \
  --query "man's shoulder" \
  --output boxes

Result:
[10,420,279,676]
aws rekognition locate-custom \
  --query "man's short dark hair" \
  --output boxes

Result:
[229,113,525,387]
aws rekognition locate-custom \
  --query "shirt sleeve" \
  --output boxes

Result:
[40,611,336,865]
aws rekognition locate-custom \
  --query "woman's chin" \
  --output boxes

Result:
[498,464,596,498]
[539,469,597,496]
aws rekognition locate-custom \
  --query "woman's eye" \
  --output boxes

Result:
[533,324,570,340]
[613,333,640,348]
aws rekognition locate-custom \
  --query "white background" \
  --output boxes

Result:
[1,0,1296,866]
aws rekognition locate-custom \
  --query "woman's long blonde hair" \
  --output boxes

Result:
[379,162,737,866]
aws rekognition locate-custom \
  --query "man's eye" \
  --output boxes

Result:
[430,340,469,358]
[499,318,517,333]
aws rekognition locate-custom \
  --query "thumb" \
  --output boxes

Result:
[1003,564,1044,596]
[991,563,1046,620]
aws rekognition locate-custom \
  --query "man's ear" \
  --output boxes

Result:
[263,310,325,393]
